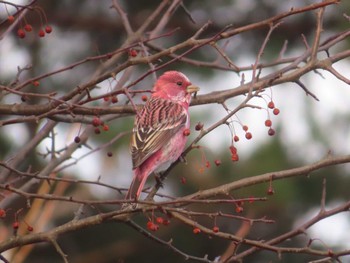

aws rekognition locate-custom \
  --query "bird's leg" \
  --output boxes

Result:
[154,172,164,188]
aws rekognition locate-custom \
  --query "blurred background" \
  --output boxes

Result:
[1,0,350,262]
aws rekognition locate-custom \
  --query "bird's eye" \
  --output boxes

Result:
[176,81,183,86]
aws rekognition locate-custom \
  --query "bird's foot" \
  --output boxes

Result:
[154,173,164,188]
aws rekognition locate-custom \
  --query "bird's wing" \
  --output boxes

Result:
[130,97,188,169]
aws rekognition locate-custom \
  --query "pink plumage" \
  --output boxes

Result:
[126,71,199,200]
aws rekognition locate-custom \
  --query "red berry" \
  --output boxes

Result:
[13,221,19,229]
[267,186,275,195]
[92,116,101,127]
[8,15,15,23]
[74,136,81,143]
[180,177,186,184]
[265,119,272,127]
[229,145,237,154]
[103,124,109,131]
[146,221,159,231]
[24,24,33,32]
[242,125,249,131]
[0,209,6,218]
[245,132,252,140]
[32,81,40,87]
[141,95,148,102]
[128,49,138,57]
[45,25,52,34]
[146,221,153,229]
[111,96,118,103]
[183,128,190,136]
[156,217,164,224]
[235,206,243,213]
[27,225,33,232]
[205,161,210,168]
[214,159,221,166]
[231,153,239,162]
[103,96,110,102]
[17,29,26,38]
[233,135,239,142]
[193,227,201,234]
[107,152,113,157]
[38,29,45,37]
[268,101,275,109]
[268,128,275,136]
[213,226,219,233]
[195,122,203,131]
[273,108,280,115]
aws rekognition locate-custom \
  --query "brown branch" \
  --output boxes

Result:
[184,154,350,200]
[111,0,133,36]
[220,220,251,262]
[127,220,212,263]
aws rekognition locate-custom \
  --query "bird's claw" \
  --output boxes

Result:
[154,173,164,188]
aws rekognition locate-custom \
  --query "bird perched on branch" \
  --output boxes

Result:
[126,71,199,200]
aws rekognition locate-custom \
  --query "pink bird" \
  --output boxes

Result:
[126,71,199,200]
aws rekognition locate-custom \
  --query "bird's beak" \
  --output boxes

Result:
[186,85,200,94]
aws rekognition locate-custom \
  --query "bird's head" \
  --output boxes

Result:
[152,71,199,106]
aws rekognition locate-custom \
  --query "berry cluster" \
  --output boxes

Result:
[1,208,34,235]
[229,145,239,162]
[265,100,281,136]
[5,3,53,39]
[92,116,109,134]
[103,95,118,103]
[74,116,110,144]
[146,216,170,232]
[17,23,52,39]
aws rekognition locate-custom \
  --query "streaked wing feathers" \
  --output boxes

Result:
[131,97,187,169]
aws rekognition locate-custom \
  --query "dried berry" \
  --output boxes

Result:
[195,122,203,131]
[74,136,81,143]
[111,96,118,103]
[92,117,101,127]
[268,128,275,136]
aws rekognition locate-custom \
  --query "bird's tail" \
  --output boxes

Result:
[125,168,148,200]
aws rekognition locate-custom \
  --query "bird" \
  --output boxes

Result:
[125,71,199,200]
